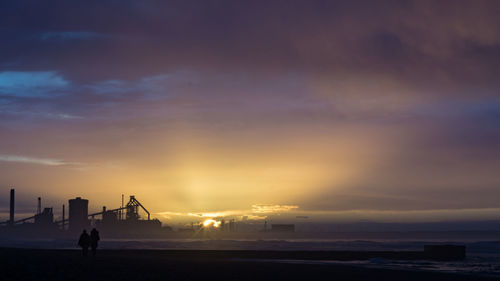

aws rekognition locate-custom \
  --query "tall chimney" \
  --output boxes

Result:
[9,189,14,225]
[121,194,124,220]
[37,197,41,214]
[62,204,65,230]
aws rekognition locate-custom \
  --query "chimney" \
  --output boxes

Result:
[62,204,65,230]
[9,189,14,225]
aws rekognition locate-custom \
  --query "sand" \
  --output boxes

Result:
[0,248,496,281]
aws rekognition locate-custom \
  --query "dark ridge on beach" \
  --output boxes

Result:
[0,248,496,281]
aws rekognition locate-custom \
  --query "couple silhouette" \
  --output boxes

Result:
[78,228,100,256]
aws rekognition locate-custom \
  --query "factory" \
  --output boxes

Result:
[0,189,166,238]
[1,189,297,238]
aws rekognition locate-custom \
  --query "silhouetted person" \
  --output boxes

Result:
[78,229,90,256]
[90,228,100,256]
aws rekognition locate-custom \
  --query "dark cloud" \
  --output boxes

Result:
[0,0,499,87]
[1,0,500,218]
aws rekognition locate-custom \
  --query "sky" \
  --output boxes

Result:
[1,0,500,225]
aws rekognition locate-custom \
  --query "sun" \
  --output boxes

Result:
[202,219,221,228]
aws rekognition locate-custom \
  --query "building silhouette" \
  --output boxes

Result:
[69,197,89,232]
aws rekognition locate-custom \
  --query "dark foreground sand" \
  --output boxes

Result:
[0,248,497,281]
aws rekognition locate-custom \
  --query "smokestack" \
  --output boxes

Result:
[37,197,41,214]
[9,189,14,225]
[62,204,65,230]
[121,194,124,220]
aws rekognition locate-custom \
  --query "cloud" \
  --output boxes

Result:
[0,155,74,166]
[157,204,299,221]
[1,1,500,222]
[0,71,69,98]
[2,1,500,98]
[0,109,83,120]
[84,74,171,99]
[157,210,247,219]
[252,204,299,214]
[156,206,500,224]
[40,31,107,42]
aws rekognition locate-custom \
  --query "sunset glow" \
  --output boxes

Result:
[1,1,500,226]
[3,3,500,280]
[202,219,221,228]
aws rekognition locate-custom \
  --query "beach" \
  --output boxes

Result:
[1,248,498,281]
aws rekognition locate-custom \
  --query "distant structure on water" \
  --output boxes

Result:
[271,224,295,232]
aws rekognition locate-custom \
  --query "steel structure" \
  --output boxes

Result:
[86,195,150,221]
[126,195,150,221]
[1,191,153,228]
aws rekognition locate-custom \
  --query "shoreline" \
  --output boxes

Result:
[0,247,464,261]
[1,248,496,281]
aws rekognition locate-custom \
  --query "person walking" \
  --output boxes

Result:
[78,229,91,256]
[90,228,100,256]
